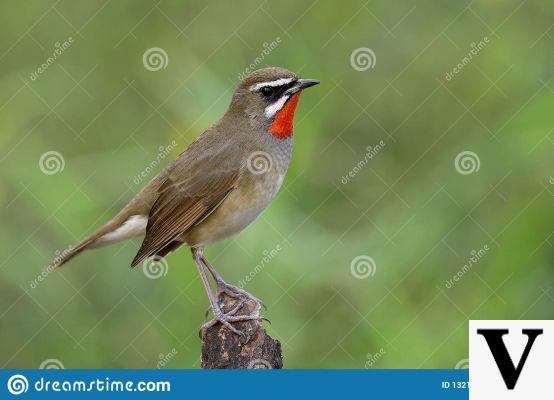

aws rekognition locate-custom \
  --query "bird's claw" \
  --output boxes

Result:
[199,280,266,341]
[216,281,267,311]
[201,301,261,343]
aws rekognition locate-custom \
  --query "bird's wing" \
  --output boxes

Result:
[130,140,242,267]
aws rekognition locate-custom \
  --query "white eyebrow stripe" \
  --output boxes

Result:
[264,94,290,118]
[250,78,294,91]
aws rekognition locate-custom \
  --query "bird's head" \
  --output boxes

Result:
[229,67,320,140]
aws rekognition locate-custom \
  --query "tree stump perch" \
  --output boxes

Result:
[201,293,283,369]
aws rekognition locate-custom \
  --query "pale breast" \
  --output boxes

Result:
[184,167,285,246]
[183,135,293,247]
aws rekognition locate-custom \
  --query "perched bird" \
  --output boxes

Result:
[47,67,319,338]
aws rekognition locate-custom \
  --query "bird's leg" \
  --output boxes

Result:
[201,255,266,310]
[192,253,260,340]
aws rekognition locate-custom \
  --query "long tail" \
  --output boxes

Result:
[46,215,144,269]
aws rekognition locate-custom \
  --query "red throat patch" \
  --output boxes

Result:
[269,93,301,139]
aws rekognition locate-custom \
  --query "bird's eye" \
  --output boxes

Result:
[260,87,273,97]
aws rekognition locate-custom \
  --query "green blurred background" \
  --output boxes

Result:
[0,0,552,369]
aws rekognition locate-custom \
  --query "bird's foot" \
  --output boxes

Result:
[202,301,261,342]
[216,281,267,311]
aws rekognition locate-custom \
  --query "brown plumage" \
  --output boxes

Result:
[47,67,319,338]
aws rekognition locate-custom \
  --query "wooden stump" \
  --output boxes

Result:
[201,293,283,369]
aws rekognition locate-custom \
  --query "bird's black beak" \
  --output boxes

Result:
[297,78,320,89]
[286,78,320,95]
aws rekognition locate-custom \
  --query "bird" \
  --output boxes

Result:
[47,67,319,338]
